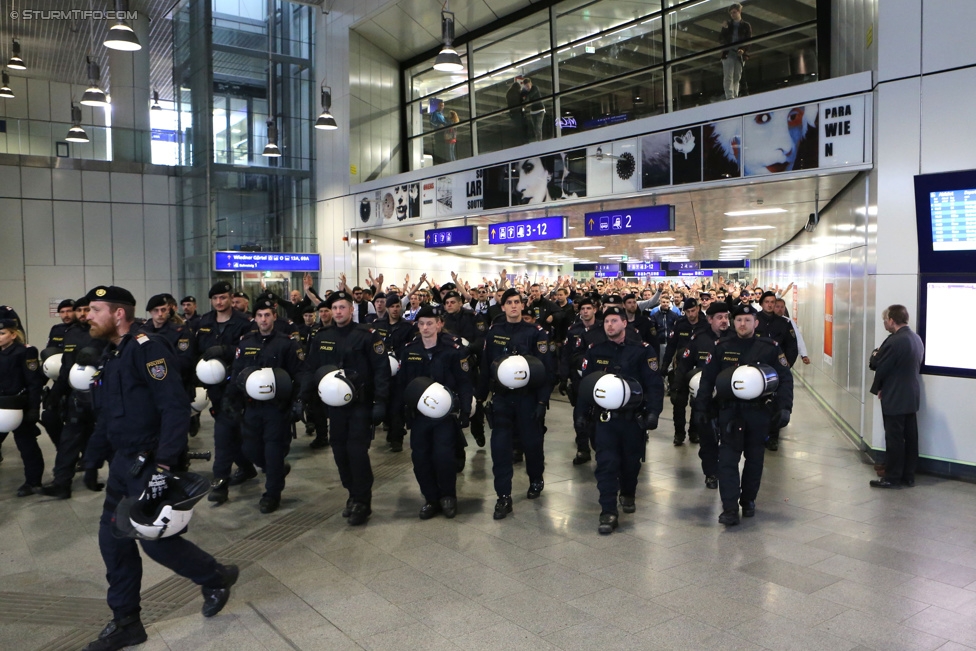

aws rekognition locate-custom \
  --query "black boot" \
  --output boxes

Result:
[309,434,330,449]
[347,502,371,526]
[209,479,229,504]
[440,496,457,519]
[82,615,147,651]
[719,508,740,526]
[228,465,258,486]
[40,482,71,499]
[598,512,618,535]
[201,564,239,617]
[493,495,513,520]
[419,502,441,520]
[572,449,591,465]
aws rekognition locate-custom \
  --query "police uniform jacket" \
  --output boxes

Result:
[663,315,711,372]
[183,312,202,333]
[626,313,658,345]
[574,338,665,419]
[0,341,45,412]
[50,323,108,404]
[371,317,417,357]
[478,319,552,403]
[755,311,798,366]
[298,323,314,351]
[251,316,300,341]
[693,335,794,415]
[303,322,391,407]
[230,329,307,404]
[46,322,75,350]
[442,309,485,356]
[139,320,196,383]
[674,329,734,390]
[84,329,190,467]
[195,309,253,403]
[527,297,557,332]
[394,336,473,422]
[559,320,603,380]
[869,325,924,415]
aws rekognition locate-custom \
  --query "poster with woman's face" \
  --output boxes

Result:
[703,117,742,181]
[671,126,702,185]
[641,132,671,189]
[742,104,819,176]
[512,149,587,205]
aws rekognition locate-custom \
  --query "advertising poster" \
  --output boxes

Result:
[641,131,671,189]
[456,168,484,212]
[586,143,614,198]
[483,164,513,210]
[356,189,382,226]
[824,282,834,364]
[511,148,587,205]
[742,104,819,176]
[389,183,421,221]
[702,117,741,181]
[671,126,702,185]
[818,96,865,169]
[612,139,639,194]
[435,175,454,216]
[420,179,436,219]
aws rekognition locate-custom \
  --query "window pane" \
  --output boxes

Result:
[407,54,469,102]
[555,0,662,47]
[472,55,552,118]
[470,14,550,79]
[556,15,663,92]
[475,98,555,156]
[558,68,664,133]
[406,83,470,138]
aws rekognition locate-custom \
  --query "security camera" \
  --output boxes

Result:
[804,212,819,233]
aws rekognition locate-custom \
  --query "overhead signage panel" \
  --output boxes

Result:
[668,261,700,271]
[488,216,567,245]
[594,263,620,273]
[584,205,675,237]
[678,270,713,277]
[424,225,478,248]
[625,261,662,272]
[214,251,321,272]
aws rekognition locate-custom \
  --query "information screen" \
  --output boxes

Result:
[920,280,976,375]
[214,251,320,272]
[930,190,976,251]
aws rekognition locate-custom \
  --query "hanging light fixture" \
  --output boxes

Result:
[150,88,162,110]
[7,39,26,70]
[81,57,109,106]
[0,70,13,99]
[314,85,337,130]
[262,118,281,157]
[433,6,463,73]
[104,1,141,51]
[65,103,90,142]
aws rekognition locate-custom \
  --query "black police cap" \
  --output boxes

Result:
[233,291,249,300]
[181,296,197,304]
[146,294,169,312]
[87,285,137,307]
[209,281,233,298]
[440,282,457,292]
[443,290,462,301]
[760,290,777,303]
[682,297,699,310]
[732,304,759,318]
[0,318,18,330]
[576,297,594,307]
[706,301,731,316]
[316,301,331,310]
[57,299,75,311]
[604,294,624,305]
[74,296,90,308]
[0,306,22,331]
[622,293,637,302]
[373,292,386,302]
[500,288,522,305]
[521,307,534,317]
[252,298,276,315]
[604,306,625,318]
[326,291,354,308]
[385,293,401,304]
[302,304,315,314]
[416,305,441,320]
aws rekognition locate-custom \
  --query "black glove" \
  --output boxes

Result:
[290,399,304,423]
[692,410,710,428]
[145,467,169,503]
[535,402,547,423]
[202,345,226,361]
[83,468,104,492]
[459,413,470,429]
[639,411,659,431]
[23,408,40,426]
[371,403,386,425]
[573,414,589,433]
[779,409,791,427]
[558,379,568,396]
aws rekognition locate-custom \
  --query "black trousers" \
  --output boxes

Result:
[672,388,690,436]
[593,415,645,515]
[410,416,457,503]
[212,405,254,481]
[882,413,919,483]
[242,401,293,499]
[0,420,44,485]
[330,404,374,505]
[489,392,543,497]
[99,451,222,620]
[717,406,770,509]
[52,395,95,485]
[694,409,720,478]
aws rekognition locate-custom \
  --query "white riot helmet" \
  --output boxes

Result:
[190,387,210,413]
[69,364,98,391]
[195,358,227,385]
[492,354,546,390]
[729,364,779,400]
[239,367,292,401]
[404,377,456,420]
[687,368,703,399]
[40,347,63,381]
[0,395,25,432]
[114,471,211,540]
[592,374,643,411]
[316,366,357,407]
[389,353,400,377]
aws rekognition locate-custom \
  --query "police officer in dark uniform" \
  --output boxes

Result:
[181,296,202,333]
[663,297,711,446]
[227,297,307,514]
[80,286,237,651]
[40,299,78,446]
[140,294,197,386]
[754,291,798,451]
[674,301,733,489]
[478,288,553,519]
[303,291,392,526]
[395,305,473,519]
[0,317,46,496]
[576,305,664,533]
[232,291,251,316]
[46,299,77,348]
[251,292,301,341]
[297,304,317,348]
[442,290,488,447]
[693,304,794,526]
[196,281,257,505]
[305,301,336,450]
[559,297,602,465]
[371,293,417,452]
[623,294,658,344]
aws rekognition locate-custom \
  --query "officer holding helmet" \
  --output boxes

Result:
[663,297,711,445]
[576,305,664,534]
[478,288,552,520]
[755,290,798,451]
[80,286,237,651]
[195,281,256,505]
[303,291,392,526]
[442,289,487,447]
[559,296,603,464]
[39,298,78,446]
[675,301,733,489]
[0,317,46,496]
[395,305,473,519]
[140,294,196,391]
[693,304,793,526]
[372,292,419,452]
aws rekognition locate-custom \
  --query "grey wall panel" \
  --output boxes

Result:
[82,171,111,203]
[53,201,84,267]
[111,204,146,282]
[921,1,976,75]
[22,199,55,266]
[52,169,82,201]
[877,0,919,81]
[0,198,25,281]
[143,205,172,282]
[21,167,52,200]
[83,202,113,263]
[920,68,976,174]
[0,166,21,198]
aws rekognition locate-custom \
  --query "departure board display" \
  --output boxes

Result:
[930,190,976,251]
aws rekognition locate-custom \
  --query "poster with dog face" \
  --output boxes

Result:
[641,132,671,189]
[703,117,742,181]
[671,126,702,185]
[742,104,819,176]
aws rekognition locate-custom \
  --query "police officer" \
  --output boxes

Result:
[181,296,202,333]
[46,299,77,348]
[298,304,317,349]
[251,292,301,341]
[306,301,335,450]
[371,292,417,452]
[559,297,602,465]
[623,293,658,344]
[232,291,250,316]
[227,297,307,514]
[663,297,710,446]
[140,294,196,387]
[80,286,237,651]
[755,291,798,451]
[303,291,391,526]
[576,306,664,534]
[40,298,79,446]
[442,290,487,447]
[395,305,473,519]
[693,304,794,526]
[674,301,733,489]
[478,288,552,520]
[196,281,257,505]
[0,317,46,496]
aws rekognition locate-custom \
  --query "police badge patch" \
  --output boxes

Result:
[682,349,690,358]
[27,359,39,371]
[146,358,168,380]
[779,353,789,367]
[705,353,712,365]
[178,340,189,351]
[537,341,548,354]
[373,341,386,355]
[461,357,470,372]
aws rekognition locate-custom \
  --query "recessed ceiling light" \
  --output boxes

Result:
[568,226,576,230]
[445,245,473,249]
[557,237,590,242]
[507,245,537,250]
[721,238,765,243]
[574,246,605,250]
[599,254,626,258]
[477,226,488,230]
[724,208,787,216]
[634,237,676,242]
[493,256,513,260]
[414,239,425,243]
[723,225,776,231]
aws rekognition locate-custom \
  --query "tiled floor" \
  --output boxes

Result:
[2,386,975,651]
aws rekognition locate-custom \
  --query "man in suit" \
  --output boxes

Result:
[869,304,925,489]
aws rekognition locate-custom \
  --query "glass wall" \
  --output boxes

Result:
[404,0,819,170]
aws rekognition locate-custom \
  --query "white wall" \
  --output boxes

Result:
[0,159,180,347]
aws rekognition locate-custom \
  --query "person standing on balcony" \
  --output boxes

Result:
[719,3,752,100]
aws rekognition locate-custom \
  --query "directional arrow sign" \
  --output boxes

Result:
[424,225,479,248]
[584,205,675,237]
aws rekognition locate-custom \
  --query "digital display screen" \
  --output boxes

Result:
[930,190,976,251]
[488,217,567,245]
[919,279,976,377]
[214,251,321,272]
[424,225,478,248]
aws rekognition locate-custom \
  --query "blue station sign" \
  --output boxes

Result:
[424,225,478,248]
[584,205,675,237]
[214,251,321,272]
[489,216,567,245]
